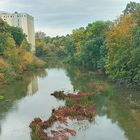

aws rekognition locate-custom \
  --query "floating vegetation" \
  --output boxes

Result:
[30,90,96,140]
[51,91,66,100]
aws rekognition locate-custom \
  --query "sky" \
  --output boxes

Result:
[0,0,140,36]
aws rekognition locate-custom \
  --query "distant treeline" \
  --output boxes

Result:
[35,2,140,85]
[0,18,45,83]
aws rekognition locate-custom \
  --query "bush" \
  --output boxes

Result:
[0,58,16,82]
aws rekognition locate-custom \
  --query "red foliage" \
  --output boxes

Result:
[30,91,96,140]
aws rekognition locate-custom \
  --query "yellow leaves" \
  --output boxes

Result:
[0,58,10,68]
[106,14,137,54]
[71,27,85,43]
[0,58,11,80]
[22,52,34,65]
[107,14,136,46]
[105,13,140,82]
[59,45,65,50]
[17,49,34,71]
[0,73,5,80]
[75,42,81,52]
[71,27,85,53]
[119,15,136,35]
[16,48,45,72]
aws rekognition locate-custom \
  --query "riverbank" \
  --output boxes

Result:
[0,18,46,85]
[0,56,46,85]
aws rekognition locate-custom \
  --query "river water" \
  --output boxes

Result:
[0,67,140,140]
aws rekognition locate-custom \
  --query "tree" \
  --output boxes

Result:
[105,11,140,84]
[68,21,110,71]
[20,39,31,51]
[10,26,25,46]
[0,33,16,56]
[36,32,46,40]
[80,39,100,70]
[123,2,140,15]
[0,18,9,33]
[71,27,85,51]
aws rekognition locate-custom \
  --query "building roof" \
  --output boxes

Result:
[0,11,34,19]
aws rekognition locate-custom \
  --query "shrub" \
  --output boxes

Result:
[0,58,16,82]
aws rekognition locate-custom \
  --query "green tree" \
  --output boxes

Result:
[69,21,110,71]
[20,39,31,51]
[123,2,140,15]
[80,39,100,70]
[0,33,16,55]
[105,10,140,84]
[10,26,25,46]
[0,18,9,33]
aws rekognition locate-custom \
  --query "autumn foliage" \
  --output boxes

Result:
[0,18,45,83]
[30,90,96,140]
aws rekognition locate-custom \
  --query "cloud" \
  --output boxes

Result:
[0,0,140,36]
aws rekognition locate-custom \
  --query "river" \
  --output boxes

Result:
[0,67,140,140]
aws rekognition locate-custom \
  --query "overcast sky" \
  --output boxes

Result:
[0,0,140,36]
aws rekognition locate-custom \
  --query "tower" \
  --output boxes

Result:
[0,11,35,51]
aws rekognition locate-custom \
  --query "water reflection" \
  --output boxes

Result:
[66,66,140,140]
[26,70,48,96]
[70,115,128,140]
[0,67,139,140]
[27,75,38,96]
[0,68,72,140]
[0,69,47,136]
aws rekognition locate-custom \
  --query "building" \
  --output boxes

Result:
[0,11,35,51]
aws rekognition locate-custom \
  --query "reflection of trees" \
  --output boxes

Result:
[105,90,140,140]
[65,66,140,140]
[93,95,109,116]
[93,90,140,140]
[46,57,64,69]
[65,66,97,92]
[0,77,31,134]
[34,69,47,78]
[0,69,47,123]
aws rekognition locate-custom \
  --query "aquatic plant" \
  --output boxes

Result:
[0,95,4,100]
[30,90,96,140]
